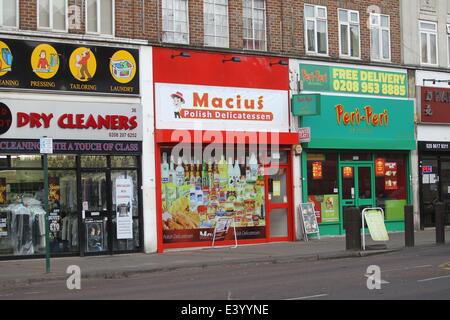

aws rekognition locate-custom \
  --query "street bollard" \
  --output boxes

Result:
[435,202,446,245]
[404,205,415,247]
[345,207,361,251]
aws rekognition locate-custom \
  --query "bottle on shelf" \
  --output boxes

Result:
[202,160,208,188]
[249,153,258,183]
[228,157,235,187]
[195,161,202,189]
[189,159,196,186]
[218,155,228,183]
[175,158,185,187]
[161,153,169,184]
[168,155,176,184]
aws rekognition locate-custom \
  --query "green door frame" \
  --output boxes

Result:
[338,161,376,234]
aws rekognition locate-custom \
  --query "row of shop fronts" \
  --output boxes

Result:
[0,36,448,258]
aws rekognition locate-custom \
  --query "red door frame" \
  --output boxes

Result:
[154,136,296,253]
[264,162,294,242]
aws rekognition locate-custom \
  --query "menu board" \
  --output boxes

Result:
[299,203,320,235]
[0,211,7,237]
[364,209,389,242]
[312,162,323,180]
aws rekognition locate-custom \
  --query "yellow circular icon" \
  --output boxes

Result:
[110,50,136,84]
[0,41,13,77]
[31,44,59,79]
[69,47,97,82]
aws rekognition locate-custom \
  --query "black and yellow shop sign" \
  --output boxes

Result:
[0,39,139,95]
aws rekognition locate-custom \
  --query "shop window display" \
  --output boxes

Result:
[307,153,340,224]
[160,146,267,243]
[112,170,140,251]
[375,154,408,221]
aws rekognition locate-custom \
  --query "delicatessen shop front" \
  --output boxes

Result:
[153,48,298,251]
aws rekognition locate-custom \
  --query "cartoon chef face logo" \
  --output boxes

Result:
[171,91,185,119]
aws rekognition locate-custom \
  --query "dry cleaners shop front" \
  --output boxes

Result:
[0,98,143,259]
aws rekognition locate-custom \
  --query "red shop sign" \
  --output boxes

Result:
[421,87,450,124]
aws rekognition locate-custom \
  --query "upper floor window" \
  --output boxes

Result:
[204,0,229,48]
[243,0,266,51]
[38,0,67,32]
[162,0,189,44]
[86,0,114,36]
[305,4,328,55]
[0,0,18,28]
[419,20,438,66]
[370,13,391,62]
[447,24,450,67]
[338,9,360,58]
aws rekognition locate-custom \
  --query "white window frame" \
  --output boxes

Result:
[447,24,450,67]
[204,0,229,48]
[370,13,391,62]
[338,9,360,59]
[162,0,190,45]
[242,0,267,51]
[0,0,19,29]
[85,0,115,37]
[37,0,69,32]
[419,20,438,66]
[304,4,328,56]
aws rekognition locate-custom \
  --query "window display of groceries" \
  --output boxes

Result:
[111,59,134,78]
[161,153,265,230]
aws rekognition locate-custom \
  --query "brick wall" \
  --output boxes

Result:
[10,0,401,65]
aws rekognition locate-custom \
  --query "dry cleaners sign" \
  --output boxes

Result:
[0,99,142,141]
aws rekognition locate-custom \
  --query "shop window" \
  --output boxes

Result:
[111,156,138,168]
[204,0,229,48]
[80,155,107,168]
[86,0,114,36]
[0,170,45,256]
[306,153,339,224]
[111,170,140,251]
[0,0,18,28]
[160,145,267,244]
[48,170,78,254]
[338,9,360,59]
[0,156,8,168]
[243,0,267,51]
[38,0,68,32]
[11,155,42,168]
[48,155,76,168]
[374,154,407,221]
[162,0,189,44]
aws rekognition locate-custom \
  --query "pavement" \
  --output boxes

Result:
[0,228,448,289]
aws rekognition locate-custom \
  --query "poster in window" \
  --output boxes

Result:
[86,220,106,252]
[343,166,353,179]
[312,162,323,180]
[385,162,398,190]
[308,195,322,223]
[0,178,6,204]
[115,178,133,240]
[0,211,7,237]
[48,177,60,202]
[375,158,386,177]
[321,195,340,223]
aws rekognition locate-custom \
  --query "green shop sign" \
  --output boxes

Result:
[301,95,415,150]
[300,64,408,98]
[291,94,320,116]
